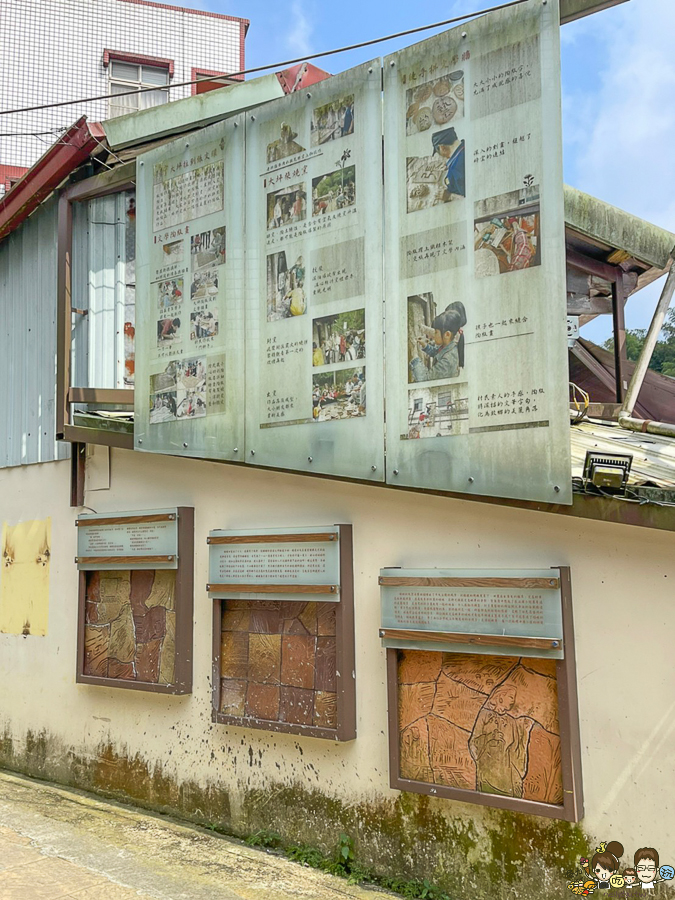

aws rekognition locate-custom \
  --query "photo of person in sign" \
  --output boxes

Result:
[409,308,462,382]
[266,122,305,163]
[406,127,466,212]
[432,127,466,201]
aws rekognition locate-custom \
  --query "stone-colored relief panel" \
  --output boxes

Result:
[246,683,280,719]
[220,631,249,679]
[522,724,563,804]
[317,604,337,636]
[427,715,476,790]
[280,686,314,725]
[220,600,339,730]
[158,610,176,685]
[399,682,436,730]
[399,650,442,684]
[397,650,563,803]
[83,570,177,685]
[83,625,110,677]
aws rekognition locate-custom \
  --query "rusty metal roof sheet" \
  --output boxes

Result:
[571,419,675,488]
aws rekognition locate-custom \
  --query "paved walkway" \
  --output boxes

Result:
[0,770,391,900]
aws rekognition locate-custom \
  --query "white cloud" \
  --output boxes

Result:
[567,0,675,231]
[564,0,675,338]
[286,0,313,57]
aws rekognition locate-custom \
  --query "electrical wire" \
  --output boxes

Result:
[0,0,528,118]
[89,132,135,178]
[569,382,590,425]
[0,128,68,137]
[572,476,671,507]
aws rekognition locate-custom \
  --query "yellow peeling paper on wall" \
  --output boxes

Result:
[0,518,51,636]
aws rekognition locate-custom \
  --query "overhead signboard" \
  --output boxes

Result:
[382,0,571,503]
[134,116,245,461]
[133,1,572,506]
[243,61,385,480]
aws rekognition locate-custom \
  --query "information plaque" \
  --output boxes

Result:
[244,61,385,481]
[209,525,356,740]
[383,0,572,504]
[382,566,583,822]
[380,567,564,659]
[76,508,179,570]
[75,507,194,694]
[208,525,342,603]
[134,116,245,463]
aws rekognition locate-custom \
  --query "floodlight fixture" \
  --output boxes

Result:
[582,451,633,494]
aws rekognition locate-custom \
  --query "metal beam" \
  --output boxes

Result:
[68,387,134,405]
[566,247,619,283]
[560,0,630,25]
[611,272,627,402]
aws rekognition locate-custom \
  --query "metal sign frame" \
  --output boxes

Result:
[75,507,194,694]
[210,524,356,740]
[384,566,583,821]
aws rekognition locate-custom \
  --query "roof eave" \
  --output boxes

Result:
[0,117,106,242]
[564,184,675,270]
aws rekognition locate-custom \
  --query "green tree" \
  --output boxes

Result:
[603,307,675,378]
[314,166,355,198]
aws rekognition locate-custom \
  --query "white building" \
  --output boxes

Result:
[0,0,248,188]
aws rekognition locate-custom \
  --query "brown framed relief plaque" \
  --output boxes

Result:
[75,508,194,694]
[380,567,583,821]
[208,525,355,740]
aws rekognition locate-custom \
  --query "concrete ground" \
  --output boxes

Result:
[0,770,392,900]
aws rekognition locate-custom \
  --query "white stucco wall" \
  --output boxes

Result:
[0,449,673,869]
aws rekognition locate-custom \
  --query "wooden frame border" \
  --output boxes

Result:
[57,162,136,442]
[76,513,177,527]
[379,628,561,652]
[385,566,583,821]
[75,507,194,694]
[207,583,338,595]
[379,576,559,589]
[207,532,338,544]
[211,524,356,740]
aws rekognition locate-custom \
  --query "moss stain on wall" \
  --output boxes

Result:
[0,724,608,899]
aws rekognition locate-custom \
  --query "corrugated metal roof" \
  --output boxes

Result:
[571,419,675,488]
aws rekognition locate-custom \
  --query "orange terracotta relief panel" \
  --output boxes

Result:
[220,599,338,730]
[397,650,563,804]
[83,570,176,685]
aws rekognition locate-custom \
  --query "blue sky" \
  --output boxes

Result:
[180,0,675,345]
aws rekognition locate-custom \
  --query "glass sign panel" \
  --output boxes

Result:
[77,508,179,570]
[134,118,245,461]
[244,61,385,481]
[208,526,341,603]
[383,0,571,503]
[380,567,564,659]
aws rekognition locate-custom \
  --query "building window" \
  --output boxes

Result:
[109,61,169,118]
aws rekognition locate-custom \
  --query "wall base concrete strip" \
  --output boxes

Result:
[0,770,388,900]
